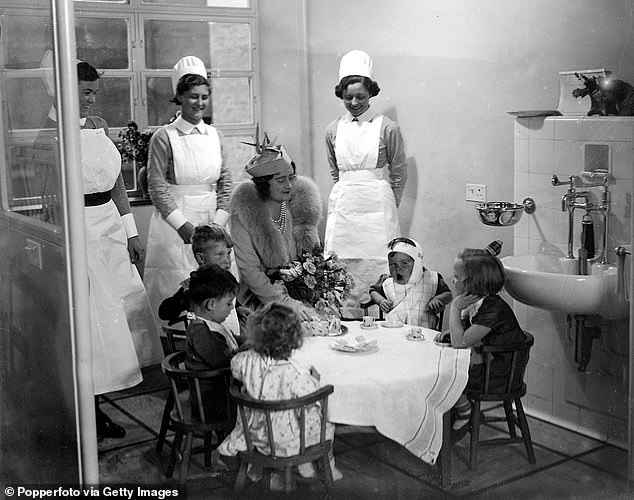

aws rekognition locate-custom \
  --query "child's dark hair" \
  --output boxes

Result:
[170,74,210,105]
[77,61,100,82]
[246,302,303,360]
[456,251,505,296]
[188,263,238,306]
[191,224,233,254]
[335,75,380,98]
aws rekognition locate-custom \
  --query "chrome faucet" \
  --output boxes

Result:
[551,173,611,263]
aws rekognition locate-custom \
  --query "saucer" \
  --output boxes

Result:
[380,321,404,328]
[406,333,425,341]
[359,323,378,330]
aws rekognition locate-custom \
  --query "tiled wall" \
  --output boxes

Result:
[513,117,632,447]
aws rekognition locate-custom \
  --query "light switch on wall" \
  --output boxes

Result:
[466,183,487,202]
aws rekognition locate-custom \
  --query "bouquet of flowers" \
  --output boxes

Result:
[278,249,354,317]
[117,120,154,198]
[117,120,153,167]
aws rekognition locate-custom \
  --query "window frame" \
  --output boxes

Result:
[0,0,259,211]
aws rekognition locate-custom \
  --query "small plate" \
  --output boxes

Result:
[434,340,451,347]
[380,321,404,328]
[406,333,425,342]
[330,343,379,354]
[359,323,378,330]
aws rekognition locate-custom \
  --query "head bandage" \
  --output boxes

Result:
[388,238,424,285]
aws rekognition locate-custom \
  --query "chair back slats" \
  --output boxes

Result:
[504,351,520,394]
[299,407,306,454]
[265,411,276,458]
[229,382,334,458]
[161,351,231,424]
[237,404,253,451]
[192,378,206,424]
[477,331,534,397]
[320,397,329,442]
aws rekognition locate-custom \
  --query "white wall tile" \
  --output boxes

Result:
[554,117,582,141]
[553,140,584,175]
[514,119,530,139]
[514,139,529,174]
[528,139,554,173]
[609,141,633,180]
[525,362,553,400]
[582,117,634,142]
[528,117,555,140]
[578,408,609,441]
[524,394,553,420]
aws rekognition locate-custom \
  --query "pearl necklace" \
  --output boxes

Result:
[271,201,287,234]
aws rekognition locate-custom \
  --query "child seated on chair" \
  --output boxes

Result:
[439,241,525,423]
[159,224,241,335]
[218,302,342,482]
[185,263,242,423]
[367,237,452,329]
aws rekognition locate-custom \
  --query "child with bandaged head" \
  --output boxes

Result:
[367,237,452,329]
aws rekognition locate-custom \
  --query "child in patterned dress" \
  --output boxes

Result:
[218,302,342,485]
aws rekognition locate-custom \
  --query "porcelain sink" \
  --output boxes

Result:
[501,254,628,319]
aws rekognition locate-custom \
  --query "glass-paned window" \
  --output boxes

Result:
[1,14,53,70]
[3,2,258,203]
[6,77,52,130]
[75,17,129,69]
[209,22,251,71]
[142,0,249,7]
[146,77,180,127]
[222,134,258,182]
[94,77,132,128]
[144,20,212,70]
[211,77,252,124]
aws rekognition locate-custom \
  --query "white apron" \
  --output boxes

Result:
[324,116,400,317]
[81,128,143,394]
[144,124,222,318]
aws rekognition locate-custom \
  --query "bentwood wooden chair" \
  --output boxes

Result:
[229,382,335,497]
[156,316,188,454]
[161,351,234,489]
[463,331,536,469]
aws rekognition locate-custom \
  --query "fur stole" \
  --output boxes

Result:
[230,176,322,269]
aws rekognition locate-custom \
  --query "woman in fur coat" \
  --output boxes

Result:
[230,140,322,322]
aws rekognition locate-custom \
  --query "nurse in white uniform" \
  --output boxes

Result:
[75,61,162,440]
[145,56,233,319]
[324,50,409,318]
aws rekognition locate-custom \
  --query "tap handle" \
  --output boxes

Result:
[552,174,575,190]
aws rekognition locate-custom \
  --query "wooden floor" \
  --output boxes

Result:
[96,364,632,499]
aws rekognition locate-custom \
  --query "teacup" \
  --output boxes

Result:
[409,327,424,339]
[362,315,376,328]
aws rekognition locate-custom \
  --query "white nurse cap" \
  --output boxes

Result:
[172,55,207,93]
[338,50,373,81]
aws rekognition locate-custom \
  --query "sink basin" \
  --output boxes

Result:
[501,254,628,319]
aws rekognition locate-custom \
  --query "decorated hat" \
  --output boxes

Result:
[172,56,207,93]
[243,124,294,178]
[338,49,373,81]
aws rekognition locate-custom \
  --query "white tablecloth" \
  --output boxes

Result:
[293,321,470,465]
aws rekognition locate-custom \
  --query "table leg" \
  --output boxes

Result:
[437,410,451,488]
